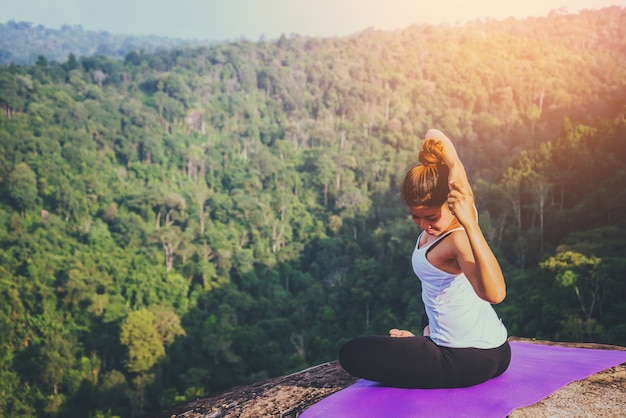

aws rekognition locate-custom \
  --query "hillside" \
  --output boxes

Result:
[0,6,625,417]
[0,20,219,65]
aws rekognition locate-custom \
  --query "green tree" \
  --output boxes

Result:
[7,162,38,217]
[119,309,165,374]
[540,251,606,321]
[36,333,76,395]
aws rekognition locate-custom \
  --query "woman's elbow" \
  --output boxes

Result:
[486,287,506,304]
[478,282,506,304]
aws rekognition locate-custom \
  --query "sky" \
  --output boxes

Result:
[1,0,625,41]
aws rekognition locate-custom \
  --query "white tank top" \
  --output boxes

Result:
[412,229,508,348]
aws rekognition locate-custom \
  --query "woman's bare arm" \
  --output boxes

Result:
[426,129,505,303]
[448,181,506,304]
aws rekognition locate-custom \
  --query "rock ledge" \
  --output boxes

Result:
[153,337,626,418]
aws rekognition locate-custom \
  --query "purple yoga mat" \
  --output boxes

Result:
[301,341,626,418]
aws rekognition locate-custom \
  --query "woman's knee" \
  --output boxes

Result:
[339,335,390,377]
[338,337,364,374]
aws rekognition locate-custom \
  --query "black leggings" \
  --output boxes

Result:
[339,335,511,388]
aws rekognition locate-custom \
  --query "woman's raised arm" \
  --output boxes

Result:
[425,129,472,197]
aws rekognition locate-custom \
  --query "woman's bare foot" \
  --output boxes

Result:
[389,328,415,337]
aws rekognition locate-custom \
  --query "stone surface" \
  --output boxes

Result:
[152,362,357,418]
[153,338,626,418]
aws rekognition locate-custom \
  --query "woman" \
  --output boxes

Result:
[339,129,510,388]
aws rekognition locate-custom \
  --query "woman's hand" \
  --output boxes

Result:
[389,328,415,338]
[447,181,476,227]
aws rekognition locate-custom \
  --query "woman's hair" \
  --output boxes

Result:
[402,139,450,207]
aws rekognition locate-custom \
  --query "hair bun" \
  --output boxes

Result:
[418,139,444,167]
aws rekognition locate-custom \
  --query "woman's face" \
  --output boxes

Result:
[407,204,457,236]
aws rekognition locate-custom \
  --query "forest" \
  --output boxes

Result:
[1,6,625,418]
[0,20,217,65]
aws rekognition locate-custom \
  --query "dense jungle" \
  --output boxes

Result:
[1,6,625,417]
